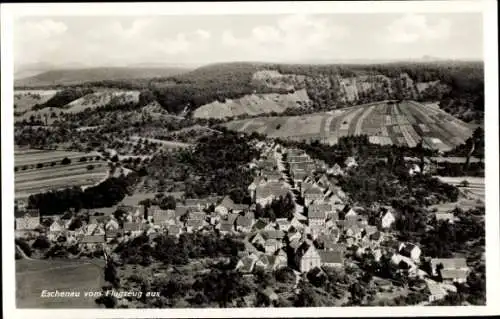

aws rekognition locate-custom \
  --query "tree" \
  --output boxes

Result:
[159,195,176,210]
[32,235,51,250]
[15,238,33,257]
[104,257,120,288]
[349,282,367,305]
[61,157,71,165]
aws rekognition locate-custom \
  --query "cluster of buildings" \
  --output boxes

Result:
[14,141,471,303]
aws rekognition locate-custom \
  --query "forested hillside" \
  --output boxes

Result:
[15,61,484,123]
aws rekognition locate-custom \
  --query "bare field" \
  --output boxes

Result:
[223,100,474,150]
[14,90,59,113]
[15,149,108,198]
[64,90,141,114]
[16,259,105,308]
[193,89,310,119]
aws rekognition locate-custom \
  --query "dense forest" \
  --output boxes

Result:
[27,174,139,215]
[32,87,94,110]
[139,130,259,201]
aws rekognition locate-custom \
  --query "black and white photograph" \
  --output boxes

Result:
[1,1,499,318]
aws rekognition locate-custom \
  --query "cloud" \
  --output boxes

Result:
[221,14,349,61]
[19,19,67,39]
[383,14,452,44]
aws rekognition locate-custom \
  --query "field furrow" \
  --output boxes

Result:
[353,104,377,135]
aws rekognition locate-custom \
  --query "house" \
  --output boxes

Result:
[435,213,458,224]
[254,182,290,206]
[344,157,358,169]
[275,218,290,232]
[184,198,209,211]
[235,215,253,233]
[328,228,341,243]
[318,250,344,268]
[381,208,396,229]
[391,253,417,271]
[343,206,358,219]
[273,249,288,270]
[152,209,176,225]
[430,258,469,283]
[399,243,422,263]
[362,225,378,239]
[315,174,330,190]
[214,196,235,215]
[290,216,306,230]
[291,169,308,184]
[236,256,256,274]
[317,233,342,250]
[118,205,145,220]
[49,220,65,235]
[189,211,206,221]
[123,222,144,236]
[327,163,344,176]
[255,254,271,270]
[287,227,303,242]
[104,219,121,240]
[345,224,363,237]
[295,241,321,273]
[426,280,448,303]
[261,230,285,253]
[369,230,384,243]
[251,233,267,248]
[15,209,40,230]
[167,225,182,237]
[185,218,204,233]
[252,218,269,232]
[264,239,280,254]
[175,206,190,220]
[88,214,108,226]
[303,185,324,206]
[308,203,331,227]
[325,192,343,206]
[80,234,105,250]
[324,214,339,229]
[263,170,283,182]
[218,221,235,235]
[440,269,470,284]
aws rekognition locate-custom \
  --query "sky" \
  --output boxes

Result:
[14,13,483,69]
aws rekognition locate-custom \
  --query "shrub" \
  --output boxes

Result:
[87,164,95,171]
[79,157,88,162]
[36,163,44,169]
[61,157,71,165]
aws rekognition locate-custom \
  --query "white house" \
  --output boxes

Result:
[398,243,421,263]
[381,209,396,229]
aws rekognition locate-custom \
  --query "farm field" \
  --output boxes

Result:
[16,259,105,308]
[14,90,59,114]
[15,148,108,199]
[223,100,474,151]
[13,89,140,124]
[435,176,485,201]
[192,89,310,119]
[63,90,141,114]
[129,136,192,150]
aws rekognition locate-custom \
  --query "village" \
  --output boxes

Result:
[14,139,473,306]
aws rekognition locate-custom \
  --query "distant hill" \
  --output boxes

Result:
[15,67,190,87]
